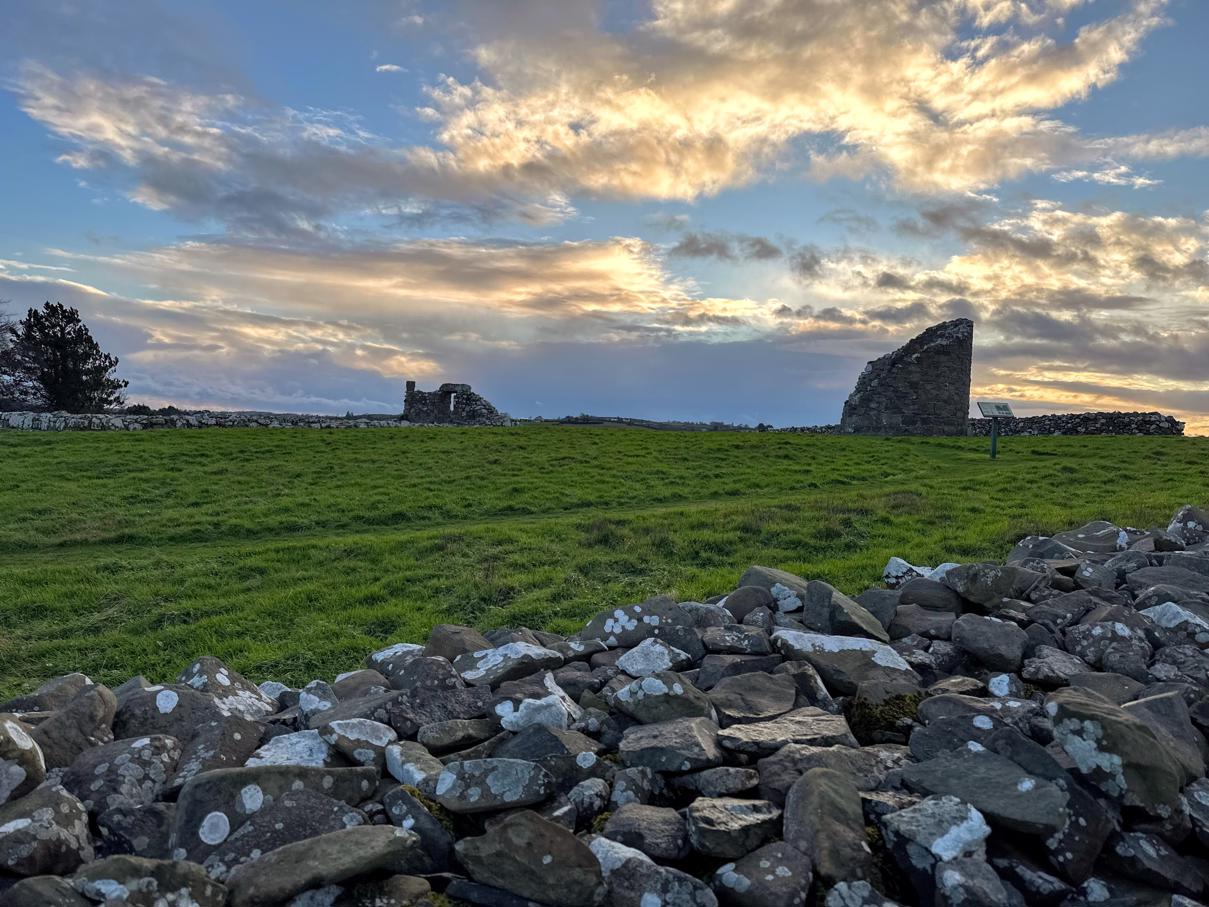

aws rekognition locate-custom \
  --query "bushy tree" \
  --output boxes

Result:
[0,304,29,411]
[3,302,127,412]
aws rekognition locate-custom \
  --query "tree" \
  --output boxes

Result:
[4,302,127,412]
[0,303,29,411]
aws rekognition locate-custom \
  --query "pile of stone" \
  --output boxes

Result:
[3,506,1209,907]
[968,411,1185,437]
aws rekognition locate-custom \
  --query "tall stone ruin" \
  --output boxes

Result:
[403,381,508,426]
[839,319,973,436]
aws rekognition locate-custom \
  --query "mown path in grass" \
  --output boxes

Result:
[1,426,1207,697]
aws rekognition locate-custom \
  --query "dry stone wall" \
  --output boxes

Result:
[840,319,974,436]
[0,411,421,431]
[969,411,1184,436]
[2,503,1209,905]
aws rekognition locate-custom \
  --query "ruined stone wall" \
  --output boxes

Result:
[404,381,508,426]
[839,319,973,436]
[0,411,418,431]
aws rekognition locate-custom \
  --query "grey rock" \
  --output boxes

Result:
[202,789,368,882]
[1021,646,1090,687]
[881,796,990,907]
[712,841,812,906]
[620,717,723,773]
[670,766,759,798]
[950,615,1027,671]
[423,624,493,662]
[62,735,181,817]
[171,765,378,863]
[578,596,696,648]
[772,630,921,695]
[722,586,776,621]
[430,758,552,813]
[934,857,1010,907]
[899,746,1070,835]
[899,578,964,613]
[890,605,955,640]
[0,716,44,804]
[453,643,564,688]
[96,802,175,859]
[0,785,93,876]
[718,707,858,756]
[455,810,602,907]
[224,826,423,907]
[1046,687,1182,815]
[590,837,718,907]
[684,796,781,859]
[0,876,91,906]
[825,881,904,907]
[177,656,276,720]
[383,786,455,871]
[74,855,226,907]
[758,743,912,805]
[783,766,873,884]
[701,625,771,656]
[616,638,693,677]
[612,672,714,725]
[29,684,116,769]
[603,803,689,860]
[706,672,796,726]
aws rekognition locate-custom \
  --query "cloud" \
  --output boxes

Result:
[11,0,1204,238]
[668,231,784,262]
[1053,162,1159,188]
[375,64,407,74]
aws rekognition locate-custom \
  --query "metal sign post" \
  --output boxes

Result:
[977,402,1014,459]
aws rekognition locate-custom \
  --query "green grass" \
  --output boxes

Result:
[1,426,1206,698]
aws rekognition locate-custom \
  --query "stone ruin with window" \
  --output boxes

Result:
[403,380,509,426]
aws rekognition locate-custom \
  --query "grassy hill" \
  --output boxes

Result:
[1,425,1206,697]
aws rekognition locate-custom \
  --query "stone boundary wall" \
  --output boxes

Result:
[967,411,1184,436]
[0,411,458,431]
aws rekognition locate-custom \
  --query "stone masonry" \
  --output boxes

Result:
[840,319,973,436]
[403,381,508,426]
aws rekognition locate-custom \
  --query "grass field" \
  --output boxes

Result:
[1,425,1207,698]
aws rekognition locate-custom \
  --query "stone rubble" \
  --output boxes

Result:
[2,504,1209,905]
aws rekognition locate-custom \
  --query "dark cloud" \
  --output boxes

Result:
[874,270,911,289]
[787,245,824,280]
[668,231,785,262]
[818,208,879,234]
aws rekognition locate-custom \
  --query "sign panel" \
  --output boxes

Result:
[977,401,1014,418]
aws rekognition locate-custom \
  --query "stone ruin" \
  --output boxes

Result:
[840,319,973,436]
[403,381,508,426]
[2,502,1209,906]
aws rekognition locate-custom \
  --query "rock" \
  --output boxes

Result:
[712,841,813,906]
[430,759,552,813]
[612,671,714,724]
[772,631,921,695]
[1054,521,1129,555]
[1021,646,1090,687]
[320,718,398,768]
[384,740,445,787]
[602,803,689,861]
[456,810,602,906]
[880,796,990,905]
[934,857,1010,907]
[0,785,93,875]
[112,684,223,743]
[579,596,696,648]
[616,638,693,677]
[899,746,1070,835]
[0,876,92,906]
[941,563,1044,607]
[382,786,454,871]
[757,743,912,805]
[701,625,772,656]
[0,673,94,713]
[619,717,723,773]
[899,578,964,613]
[1169,504,1209,545]
[73,855,226,907]
[492,673,583,732]
[29,684,116,769]
[388,686,494,739]
[706,672,797,726]
[224,826,423,907]
[783,767,873,884]
[96,803,175,859]
[202,789,368,881]
[889,605,955,640]
[738,566,810,613]
[590,836,718,907]
[804,581,890,642]
[1121,690,1208,785]
[718,707,858,756]
[171,765,378,863]
[62,735,181,817]
[0,716,44,804]
[177,656,276,720]
[246,729,334,767]
[684,797,781,859]
[722,586,777,621]
[453,643,564,687]
[950,615,1028,671]
[1110,831,1205,897]
[424,624,493,662]
[825,881,904,907]
[1045,687,1183,815]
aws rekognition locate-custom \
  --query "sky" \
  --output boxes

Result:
[1,0,1207,431]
